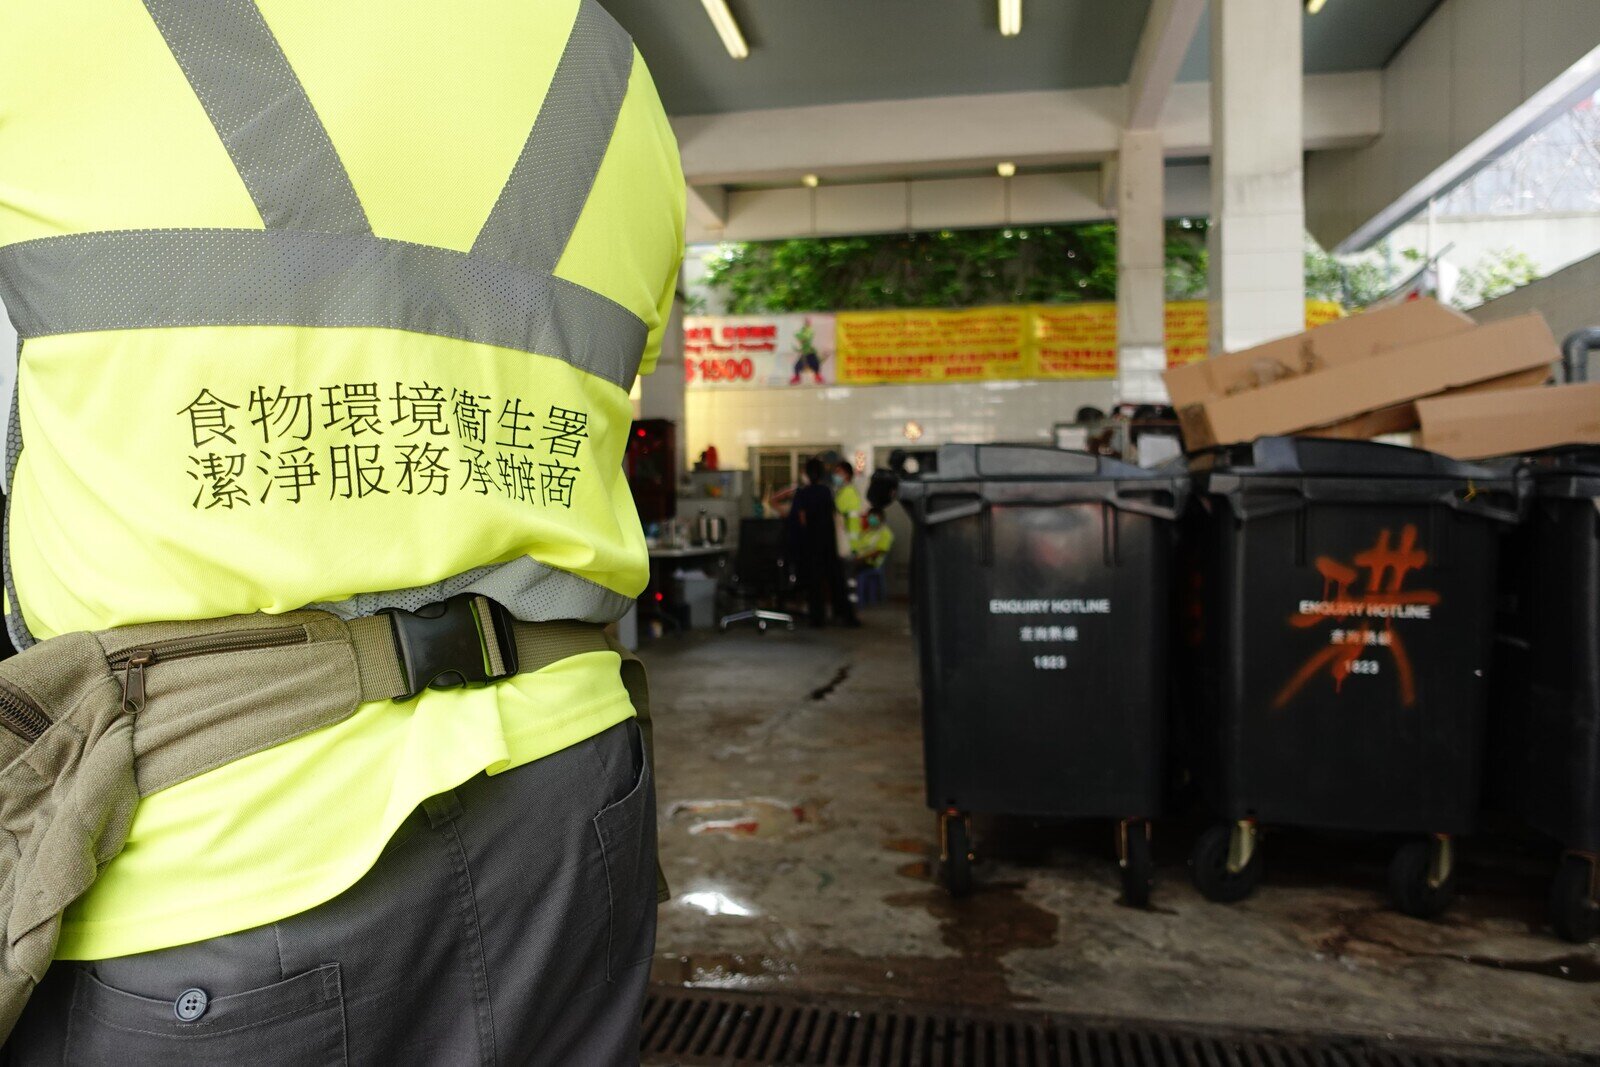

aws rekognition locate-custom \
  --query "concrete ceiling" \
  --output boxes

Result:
[1176,0,1442,82]
[602,0,1442,116]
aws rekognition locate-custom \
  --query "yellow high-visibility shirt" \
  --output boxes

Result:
[835,483,864,540]
[855,523,895,564]
[0,0,684,959]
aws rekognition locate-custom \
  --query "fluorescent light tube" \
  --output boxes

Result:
[700,0,750,60]
[999,0,1022,36]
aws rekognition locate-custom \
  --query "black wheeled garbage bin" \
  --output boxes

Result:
[1491,448,1600,942]
[1185,437,1522,918]
[899,444,1187,904]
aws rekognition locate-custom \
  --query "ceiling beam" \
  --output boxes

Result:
[1098,159,1119,211]
[1125,0,1205,128]
[684,164,1216,245]
[685,184,729,233]
[672,72,1379,188]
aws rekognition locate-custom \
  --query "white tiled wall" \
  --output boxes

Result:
[685,379,1119,471]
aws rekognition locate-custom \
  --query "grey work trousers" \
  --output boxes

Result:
[6,718,658,1066]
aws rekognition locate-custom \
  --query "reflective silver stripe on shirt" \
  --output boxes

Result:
[142,0,372,235]
[0,229,646,390]
[3,345,32,651]
[471,0,635,275]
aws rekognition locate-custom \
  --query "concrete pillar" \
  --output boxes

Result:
[1116,129,1167,404]
[637,298,688,476]
[1208,0,1305,355]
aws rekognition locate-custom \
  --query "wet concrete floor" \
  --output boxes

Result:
[643,607,1600,1057]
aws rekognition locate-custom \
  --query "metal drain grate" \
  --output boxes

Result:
[641,986,1587,1067]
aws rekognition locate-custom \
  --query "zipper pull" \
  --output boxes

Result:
[120,651,154,714]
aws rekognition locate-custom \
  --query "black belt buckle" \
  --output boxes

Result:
[383,594,520,702]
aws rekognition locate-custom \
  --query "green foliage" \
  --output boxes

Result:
[1303,239,1396,308]
[1165,218,1209,300]
[702,221,1212,314]
[699,224,1528,314]
[1454,248,1540,308]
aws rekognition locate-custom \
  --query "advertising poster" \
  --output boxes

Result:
[1164,300,1345,369]
[1032,305,1120,379]
[685,301,1345,388]
[683,314,837,389]
[834,308,1031,385]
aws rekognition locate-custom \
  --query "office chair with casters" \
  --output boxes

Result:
[720,518,798,633]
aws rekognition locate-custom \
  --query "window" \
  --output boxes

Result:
[752,445,838,503]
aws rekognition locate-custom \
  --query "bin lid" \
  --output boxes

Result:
[914,443,1168,483]
[1189,436,1505,481]
[1513,445,1600,497]
[1518,445,1600,478]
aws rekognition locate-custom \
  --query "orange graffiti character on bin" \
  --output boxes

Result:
[1273,525,1441,710]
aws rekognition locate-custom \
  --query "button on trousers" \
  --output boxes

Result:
[7,719,658,1066]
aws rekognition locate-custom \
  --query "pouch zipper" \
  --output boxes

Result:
[109,625,310,715]
[0,683,50,744]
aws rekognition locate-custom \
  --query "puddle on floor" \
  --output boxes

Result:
[882,837,929,855]
[1459,953,1600,983]
[879,880,1061,1003]
[1309,905,1600,983]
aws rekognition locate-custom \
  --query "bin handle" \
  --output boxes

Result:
[1219,476,1526,524]
[922,497,986,527]
[1219,484,1308,522]
[1107,482,1188,522]
[924,485,1186,523]
[1444,480,1525,525]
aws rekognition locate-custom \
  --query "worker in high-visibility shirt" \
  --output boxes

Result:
[833,460,865,543]
[855,508,895,568]
[0,1,683,1061]
[852,508,895,606]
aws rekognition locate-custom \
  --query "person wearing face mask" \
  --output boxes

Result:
[853,508,895,606]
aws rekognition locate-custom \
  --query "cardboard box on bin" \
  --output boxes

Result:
[1296,364,1555,443]
[1164,298,1475,412]
[1417,381,1600,460]
[1166,305,1559,450]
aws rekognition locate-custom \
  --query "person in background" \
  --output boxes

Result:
[853,508,895,606]
[788,458,860,628]
[833,460,864,545]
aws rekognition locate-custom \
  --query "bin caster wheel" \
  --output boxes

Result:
[1549,853,1600,943]
[1118,819,1155,908]
[756,620,769,634]
[1191,822,1263,904]
[1389,835,1457,920]
[939,812,974,898]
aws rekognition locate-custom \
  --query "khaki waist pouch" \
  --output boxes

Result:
[0,602,626,1040]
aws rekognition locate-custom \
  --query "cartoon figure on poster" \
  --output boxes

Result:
[684,314,837,390]
[791,316,824,385]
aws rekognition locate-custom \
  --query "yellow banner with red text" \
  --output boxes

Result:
[686,302,1343,389]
